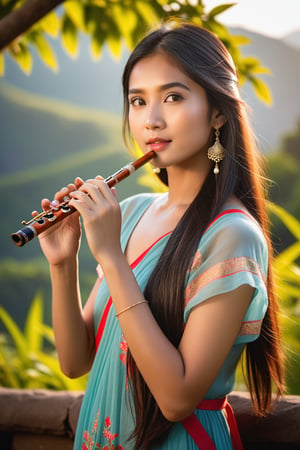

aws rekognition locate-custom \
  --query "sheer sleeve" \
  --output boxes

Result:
[184,210,269,344]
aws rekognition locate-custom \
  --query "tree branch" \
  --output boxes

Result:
[0,0,65,51]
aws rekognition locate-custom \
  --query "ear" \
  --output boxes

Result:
[212,110,227,129]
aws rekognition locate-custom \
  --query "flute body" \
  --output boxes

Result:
[11,150,155,247]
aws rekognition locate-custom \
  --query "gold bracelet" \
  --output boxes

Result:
[116,299,148,318]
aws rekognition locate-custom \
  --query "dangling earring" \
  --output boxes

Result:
[153,167,161,174]
[207,129,225,175]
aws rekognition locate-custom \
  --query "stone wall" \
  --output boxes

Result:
[0,388,299,449]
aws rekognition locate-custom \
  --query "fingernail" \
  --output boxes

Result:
[51,200,59,206]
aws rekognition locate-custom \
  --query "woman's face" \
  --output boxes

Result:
[127,51,222,172]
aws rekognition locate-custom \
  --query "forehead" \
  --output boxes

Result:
[128,51,192,88]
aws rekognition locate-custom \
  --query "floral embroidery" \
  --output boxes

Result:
[185,256,266,306]
[239,319,262,336]
[119,337,128,366]
[82,412,123,450]
[82,410,100,450]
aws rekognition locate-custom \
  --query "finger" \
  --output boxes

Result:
[74,177,84,189]
[111,187,117,200]
[83,179,117,203]
[67,183,76,193]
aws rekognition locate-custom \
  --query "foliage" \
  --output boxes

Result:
[0,292,88,389]
[268,202,300,394]
[268,119,300,222]
[0,0,271,104]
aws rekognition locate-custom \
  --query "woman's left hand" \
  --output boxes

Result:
[69,176,122,264]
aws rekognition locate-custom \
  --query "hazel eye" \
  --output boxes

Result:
[165,93,183,103]
[129,97,145,107]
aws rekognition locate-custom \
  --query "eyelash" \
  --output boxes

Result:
[129,92,183,106]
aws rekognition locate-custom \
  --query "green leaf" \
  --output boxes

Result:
[61,14,79,58]
[64,1,85,31]
[91,26,106,60]
[106,33,122,59]
[24,292,43,354]
[268,202,300,240]
[274,241,300,270]
[37,10,60,37]
[112,4,137,38]
[8,42,32,74]
[249,75,272,105]
[0,306,29,363]
[37,323,55,346]
[136,0,160,25]
[208,3,236,18]
[0,52,4,75]
[230,34,251,46]
[30,32,58,71]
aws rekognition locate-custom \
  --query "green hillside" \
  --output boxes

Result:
[0,83,151,328]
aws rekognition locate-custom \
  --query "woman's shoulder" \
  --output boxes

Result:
[202,199,268,255]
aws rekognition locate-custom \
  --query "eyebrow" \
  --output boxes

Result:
[128,82,191,95]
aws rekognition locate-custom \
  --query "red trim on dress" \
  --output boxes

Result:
[95,230,172,352]
[204,208,257,235]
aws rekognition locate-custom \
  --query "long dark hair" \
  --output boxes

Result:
[122,22,285,449]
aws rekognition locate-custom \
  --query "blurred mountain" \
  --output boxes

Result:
[1,28,300,152]
[283,29,300,49]
[231,27,300,151]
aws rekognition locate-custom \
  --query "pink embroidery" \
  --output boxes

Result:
[185,256,266,306]
[82,412,123,450]
[189,249,202,273]
[239,319,262,336]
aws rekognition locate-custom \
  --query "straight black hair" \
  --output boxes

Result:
[122,22,285,449]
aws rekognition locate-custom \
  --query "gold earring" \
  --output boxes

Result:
[153,167,161,174]
[207,129,225,175]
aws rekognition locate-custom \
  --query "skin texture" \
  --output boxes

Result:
[35,51,254,421]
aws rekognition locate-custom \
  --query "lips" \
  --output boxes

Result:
[146,138,171,152]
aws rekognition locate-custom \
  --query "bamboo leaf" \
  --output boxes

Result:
[24,293,43,353]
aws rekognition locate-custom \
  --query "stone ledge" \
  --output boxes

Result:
[0,388,299,449]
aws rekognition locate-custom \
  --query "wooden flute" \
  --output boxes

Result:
[11,150,156,247]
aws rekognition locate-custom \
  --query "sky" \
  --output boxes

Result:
[203,0,300,38]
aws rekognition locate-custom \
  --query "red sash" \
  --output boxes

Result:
[181,397,243,450]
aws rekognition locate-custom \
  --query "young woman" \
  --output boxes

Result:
[36,23,285,449]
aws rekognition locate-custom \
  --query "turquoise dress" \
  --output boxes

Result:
[74,193,268,450]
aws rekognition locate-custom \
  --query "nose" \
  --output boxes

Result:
[145,106,166,130]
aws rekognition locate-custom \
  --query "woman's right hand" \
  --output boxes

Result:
[33,183,82,266]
